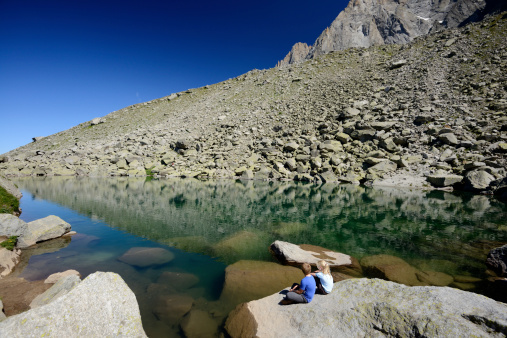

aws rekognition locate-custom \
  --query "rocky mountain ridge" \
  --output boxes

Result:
[1,12,506,198]
[278,0,506,66]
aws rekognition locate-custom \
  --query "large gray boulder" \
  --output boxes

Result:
[0,214,27,237]
[16,215,71,248]
[427,173,464,187]
[0,272,147,337]
[464,169,496,192]
[269,241,362,277]
[225,278,507,338]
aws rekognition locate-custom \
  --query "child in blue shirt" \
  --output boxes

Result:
[280,262,316,304]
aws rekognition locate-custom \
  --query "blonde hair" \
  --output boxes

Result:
[317,260,331,275]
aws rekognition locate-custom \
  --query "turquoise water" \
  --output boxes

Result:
[11,177,507,337]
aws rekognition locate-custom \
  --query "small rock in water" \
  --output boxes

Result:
[118,247,174,267]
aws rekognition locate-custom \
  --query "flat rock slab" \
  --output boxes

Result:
[426,174,463,187]
[118,247,174,267]
[0,272,147,337]
[269,241,362,276]
[17,215,71,248]
[225,278,507,338]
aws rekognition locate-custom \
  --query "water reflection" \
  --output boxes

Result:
[15,177,507,267]
[11,177,507,337]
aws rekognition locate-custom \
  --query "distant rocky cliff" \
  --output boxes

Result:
[278,0,505,66]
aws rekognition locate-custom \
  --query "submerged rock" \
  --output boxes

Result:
[153,294,194,324]
[157,271,199,291]
[180,309,220,338]
[415,270,454,286]
[213,231,268,262]
[118,247,174,267]
[0,272,147,337]
[360,254,426,286]
[225,278,507,338]
[219,260,303,307]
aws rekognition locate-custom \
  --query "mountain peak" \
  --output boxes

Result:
[277,42,312,67]
[278,0,502,66]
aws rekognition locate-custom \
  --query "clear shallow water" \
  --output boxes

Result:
[11,177,507,337]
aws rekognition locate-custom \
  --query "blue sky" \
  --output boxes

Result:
[0,0,349,155]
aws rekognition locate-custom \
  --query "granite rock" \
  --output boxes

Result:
[0,272,147,337]
[16,215,71,249]
[225,278,507,338]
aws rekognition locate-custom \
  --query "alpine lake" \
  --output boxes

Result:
[10,177,507,337]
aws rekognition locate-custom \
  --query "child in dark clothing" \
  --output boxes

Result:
[280,263,316,305]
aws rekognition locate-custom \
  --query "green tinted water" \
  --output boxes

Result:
[12,177,507,337]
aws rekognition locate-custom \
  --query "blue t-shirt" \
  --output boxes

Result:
[300,275,316,302]
[315,272,333,293]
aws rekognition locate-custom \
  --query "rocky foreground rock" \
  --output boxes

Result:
[0,272,147,337]
[0,13,505,199]
[0,213,72,280]
[0,214,71,249]
[225,278,507,337]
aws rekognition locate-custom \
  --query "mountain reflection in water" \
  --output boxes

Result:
[12,177,507,337]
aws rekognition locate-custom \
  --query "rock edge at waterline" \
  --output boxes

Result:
[0,271,147,337]
[225,278,507,338]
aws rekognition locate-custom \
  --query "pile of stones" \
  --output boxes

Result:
[1,13,506,198]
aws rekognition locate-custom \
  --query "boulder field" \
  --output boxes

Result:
[1,13,506,199]
[225,278,507,338]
